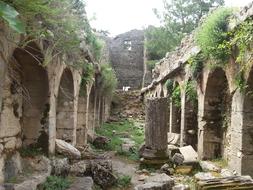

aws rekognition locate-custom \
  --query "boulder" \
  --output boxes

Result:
[51,157,70,177]
[179,146,198,163]
[199,161,220,172]
[55,139,81,159]
[92,136,110,149]
[69,161,87,176]
[91,161,117,188]
[135,173,174,190]
[160,164,174,175]
[171,153,184,165]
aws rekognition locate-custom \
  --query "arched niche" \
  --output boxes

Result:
[203,68,231,159]
[13,42,49,152]
[56,68,75,143]
[170,81,181,133]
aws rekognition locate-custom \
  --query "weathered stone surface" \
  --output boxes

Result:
[69,161,87,176]
[67,177,94,190]
[179,146,198,163]
[91,162,117,188]
[171,153,184,165]
[167,133,180,146]
[194,172,216,181]
[55,139,81,159]
[172,184,190,190]
[199,161,220,172]
[160,164,174,176]
[135,173,174,190]
[92,136,110,149]
[51,157,70,177]
[121,138,135,152]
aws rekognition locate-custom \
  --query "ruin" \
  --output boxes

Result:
[141,3,253,177]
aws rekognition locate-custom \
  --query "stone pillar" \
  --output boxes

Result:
[180,89,186,147]
[141,97,169,164]
[169,98,173,132]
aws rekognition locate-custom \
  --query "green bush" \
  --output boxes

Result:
[185,81,198,105]
[100,64,118,96]
[172,85,181,107]
[188,53,205,80]
[146,60,158,71]
[165,79,174,94]
[41,176,71,190]
[116,175,132,188]
[196,7,234,63]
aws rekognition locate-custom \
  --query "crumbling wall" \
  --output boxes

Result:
[109,30,144,89]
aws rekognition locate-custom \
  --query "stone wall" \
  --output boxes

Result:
[141,2,253,177]
[0,23,112,183]
[109,30,144,89]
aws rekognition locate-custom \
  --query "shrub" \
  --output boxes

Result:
[41,176,71,190]
[116,175,132,188]
[196,8,234,63]
[146,60,158,71]
[165,79,174,94]
[188,53,205,80]
[172,85,181,107]
[185,81,198,105]
[100,64,118,96]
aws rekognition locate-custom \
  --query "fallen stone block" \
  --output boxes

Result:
[179,146,198,163]
[51,157,70,177]
[194,172,216,181]
[175,165,193,175]
[199,161,220,172]
[69,161,87,176]
[67,177,94,190]
[172,184,190,190]
[55,139,81,159]
[167,133,180,146]
[135,173,174,190]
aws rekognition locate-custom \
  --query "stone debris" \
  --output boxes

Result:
[160,163,174,175]
[196,175,253,189]
[67,177,94,190]
[172,153,184,165]
[199,161,220,172]
[69,161,87,176]
[90,160,117,188]
[179,146,198,163]
[51,157,70,177]
[172,184,190,190]
[194,172,216,181]
[167,133,180,146]
[55,139,81,159]
[135,173,175,190]
[92,135,110,149]
[121,137,135,152]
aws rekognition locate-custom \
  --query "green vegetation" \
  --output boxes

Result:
[166,79,174,94]
[116,175,132,188]
[188,53,205,80]
[40,176,71,190]
[19,146,44,157]
[100,64,118,96]
[196,7,234,64]
[185,81,198,105]
[145,0,224,61]
[1,0,102,65]
[0,1,25,33]
[95,120,144,161]
[172,85,181,107]
[146,60,158,71]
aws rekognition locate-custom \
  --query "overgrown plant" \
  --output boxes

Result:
[0,1,25,33]
[172,84,181,107]
[185,81,198,105]
[40,176,71,190]
[196,7,234,64]
[165,79,174,94]
[1,0,102,64]
[188,53,205,80]
[100,63,118,96]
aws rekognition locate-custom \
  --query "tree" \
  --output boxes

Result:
[145,0,224,61]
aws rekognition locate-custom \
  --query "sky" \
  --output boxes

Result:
[85,0,253,36]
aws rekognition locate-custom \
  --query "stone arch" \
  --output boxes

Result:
[241,67,253,175]
[184,79,198,150]
[56,68,75,143]
[202,68,231,159]
[12,42,49,152]
[170,81,181,133]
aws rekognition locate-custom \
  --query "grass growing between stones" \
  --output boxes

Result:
[39,176,72,190]
[95,119,144,161]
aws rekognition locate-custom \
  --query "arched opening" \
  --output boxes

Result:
[184,80,198,150]
[242,68,253,175]
[76,83,87,146]
[170,82,181,133]
[13,42,49,152]
[56,68,75,143]
[203,68,231,159]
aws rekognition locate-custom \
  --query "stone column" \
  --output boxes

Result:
[141,97,169,164]
[180,90,186,147]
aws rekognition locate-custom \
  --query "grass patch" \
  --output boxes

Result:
[19,146,45,157]
[95,119,144,161]
[211,158,228,168]
[39,176,72,190]
[116,175,132,188]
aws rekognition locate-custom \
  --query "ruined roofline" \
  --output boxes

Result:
[141,1,253,95]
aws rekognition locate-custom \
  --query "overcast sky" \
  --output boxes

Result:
[85,0,253,36]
